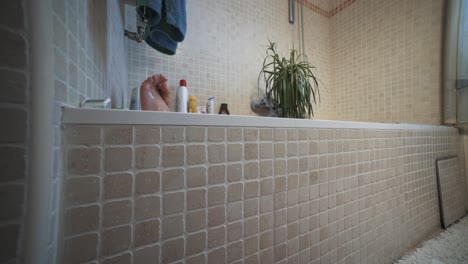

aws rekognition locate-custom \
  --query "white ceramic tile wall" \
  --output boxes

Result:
[107,0,130,109]
[53,0,128,107]
[51,0,130,262]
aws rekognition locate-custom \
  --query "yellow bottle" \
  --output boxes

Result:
[188,96,197,113]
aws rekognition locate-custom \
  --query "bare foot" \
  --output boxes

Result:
[140,74,171,111]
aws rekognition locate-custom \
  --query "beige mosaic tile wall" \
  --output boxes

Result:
[330,0,444,124]
[302,1,334,119]
[61,124,464,264]
[0,1,30,263]
[125,0,333,118]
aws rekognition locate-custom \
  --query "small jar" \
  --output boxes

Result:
[197,106,206,114]
[188,96,197,113]
[219,103,230,115]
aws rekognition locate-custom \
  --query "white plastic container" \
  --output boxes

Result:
[80,98,111,109]
[207,97,215,114]
[176,79,188,113]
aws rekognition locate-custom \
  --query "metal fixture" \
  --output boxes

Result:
[300,0,305,56]
[251,97,278,117]
[288,0,295,24]
[126,4,148,43]
[124,25,145,43]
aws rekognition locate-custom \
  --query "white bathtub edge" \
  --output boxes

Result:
[62,107,456,131]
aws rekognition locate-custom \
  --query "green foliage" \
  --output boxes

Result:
[259,40,320,119]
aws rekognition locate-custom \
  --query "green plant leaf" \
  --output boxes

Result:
[258,41,320,119]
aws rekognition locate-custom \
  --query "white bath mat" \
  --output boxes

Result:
[395,217,468,264]
[436,156,465,228]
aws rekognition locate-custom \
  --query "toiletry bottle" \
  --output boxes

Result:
[189,96,197,113]
[176,79,188,113]
[207,97,215,114]
[219,103,230,115]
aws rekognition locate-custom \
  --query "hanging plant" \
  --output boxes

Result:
[258,40,320,119]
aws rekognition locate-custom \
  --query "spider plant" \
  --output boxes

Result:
[258,40,320,119]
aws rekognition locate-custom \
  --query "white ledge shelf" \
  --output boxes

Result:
[62,107,455,131]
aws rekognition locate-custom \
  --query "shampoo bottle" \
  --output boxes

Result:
[177,79,188,113]
[188,96,197,113]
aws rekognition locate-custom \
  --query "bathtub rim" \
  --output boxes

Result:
[62,107,456,131]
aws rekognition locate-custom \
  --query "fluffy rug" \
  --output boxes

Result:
[395,216,468,264]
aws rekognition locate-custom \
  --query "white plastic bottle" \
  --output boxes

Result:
[207,97,215,114]
[176,79,188,113]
